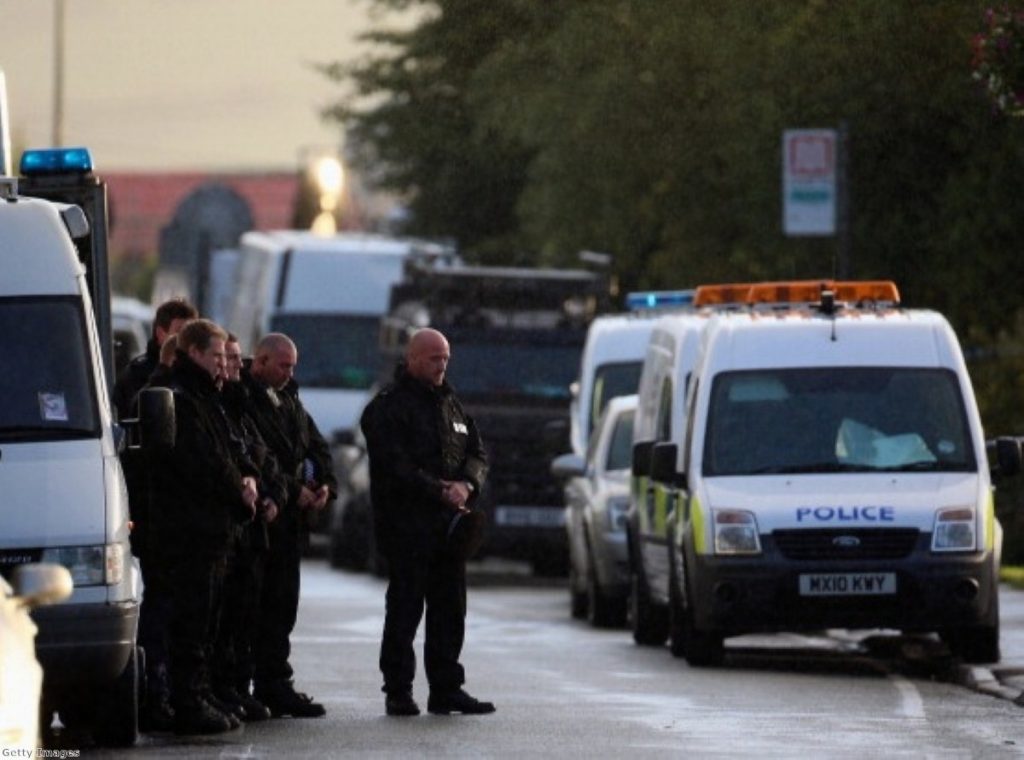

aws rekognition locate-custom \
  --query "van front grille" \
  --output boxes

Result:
[773,528,919,560]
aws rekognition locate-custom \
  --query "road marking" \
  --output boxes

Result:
[889,674,926,719]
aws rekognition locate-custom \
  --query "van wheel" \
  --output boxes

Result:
[93,645,140,747]
[586,547,626,628]
[668,548,687,658]
[944,586,1000,664]
[629,565,668,646]
[681,586,724,667]
[569,564,588,619]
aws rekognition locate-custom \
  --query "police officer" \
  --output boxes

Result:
[112,297,197,732]
[148,319,259,735]
[211,334,285,722]
[360,328,494,717]
[240,333,335,718]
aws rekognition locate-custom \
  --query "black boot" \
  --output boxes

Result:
[254,680,326,718]
[140,664,175,732]
[173,698,235,735]
[385,691,420,717]
[427,688,495,716]
[219,685,271,722]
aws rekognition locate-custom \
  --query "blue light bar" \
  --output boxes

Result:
[20,147,93,175]
[625,289,695,311]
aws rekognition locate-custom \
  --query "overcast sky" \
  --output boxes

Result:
[1,0,415,172]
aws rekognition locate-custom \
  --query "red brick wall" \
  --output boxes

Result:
[104,172,300,259]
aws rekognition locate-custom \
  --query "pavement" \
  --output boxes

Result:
[961,583,1024,705]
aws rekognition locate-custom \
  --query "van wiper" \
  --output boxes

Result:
[876,461,964,472]
[745,462,871,474]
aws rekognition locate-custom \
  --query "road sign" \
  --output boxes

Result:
[783,129,837,236]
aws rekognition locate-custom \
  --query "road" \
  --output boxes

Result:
[59,558,1024,758]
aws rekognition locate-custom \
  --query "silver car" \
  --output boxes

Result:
[553,394,636,627]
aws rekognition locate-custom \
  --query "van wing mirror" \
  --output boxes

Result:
[650,442,684,486]
[551,452,586,480]
[988,436,1022,479]
[138,387,175,449]
[632,440,654,477]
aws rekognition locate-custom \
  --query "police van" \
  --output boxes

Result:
[627,284,752,645]
[637,280,1019,666]
[0,147,142,744]
[568,291,693,457]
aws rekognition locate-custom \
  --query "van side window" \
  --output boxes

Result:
[656,378,672,442]
[683,379,699,474]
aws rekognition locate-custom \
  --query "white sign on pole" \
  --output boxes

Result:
[783,129,837,236]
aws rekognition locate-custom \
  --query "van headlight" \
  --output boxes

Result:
[41,543,124,586]
[714,509,761,555]
[931,507,976,552]
[604,496,630,533]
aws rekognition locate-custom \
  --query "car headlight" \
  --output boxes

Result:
[932,507,976,552]
[714,509,761,555]
[41,544,124,586]
[605,496,630,533]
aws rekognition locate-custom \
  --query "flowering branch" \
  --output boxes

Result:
[972,6,1024,117]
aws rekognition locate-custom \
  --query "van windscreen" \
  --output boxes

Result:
[0,297,99,441]
[269,313,379,390]
[703,367,976,476]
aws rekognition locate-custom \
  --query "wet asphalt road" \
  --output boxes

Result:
[53,557,1024,759]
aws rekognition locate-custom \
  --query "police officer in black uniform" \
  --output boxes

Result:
[112,297,197,732]
[148,319,260,735]
[240,333,335,718]
[360,328,494,717]
[211,334,286,722]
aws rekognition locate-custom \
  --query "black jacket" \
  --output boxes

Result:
[220,380,289,511]
[148,353,255,557]
[239,362,336,530]
[360,364,488,553]
[112,338,159,421]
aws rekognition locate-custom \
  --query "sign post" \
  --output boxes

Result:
[783,129,837,237]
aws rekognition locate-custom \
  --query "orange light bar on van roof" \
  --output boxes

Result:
[692,283,754,307]
[745,279,900,306]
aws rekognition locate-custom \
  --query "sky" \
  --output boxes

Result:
[1,0,417,172]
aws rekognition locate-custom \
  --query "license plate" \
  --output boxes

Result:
[494,506,565,528]
[798,572,897,596]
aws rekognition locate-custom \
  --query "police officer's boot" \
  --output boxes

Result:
[173,697,234,735]
[140,663,175,732]
[254,680,326,718]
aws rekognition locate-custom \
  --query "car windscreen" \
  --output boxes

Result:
[269,313,379,390]
[703,367,976,476]
[443,328,583,400]
[0,297,100,441]
[590,361,642,437]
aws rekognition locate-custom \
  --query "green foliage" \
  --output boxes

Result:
[325,4,1024,555]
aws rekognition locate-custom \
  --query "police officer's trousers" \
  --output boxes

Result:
[380,546,466,695]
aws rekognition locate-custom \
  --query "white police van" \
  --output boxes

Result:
[640,280,1019,666]
[0,147,142,745]
[627,284,752,645]
[568,291,693,457]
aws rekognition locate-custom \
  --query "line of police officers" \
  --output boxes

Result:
[114,300,335,735]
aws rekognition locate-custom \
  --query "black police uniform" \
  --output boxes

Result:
[239,362,335,714]
[148,352,257,729]
[360,364,488,701]
[212,379,288,713]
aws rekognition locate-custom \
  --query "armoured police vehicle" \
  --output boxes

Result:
[333,257,609,575]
